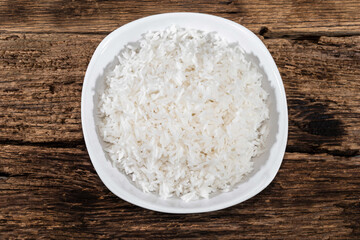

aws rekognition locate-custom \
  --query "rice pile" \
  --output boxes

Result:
[98,25,269,201]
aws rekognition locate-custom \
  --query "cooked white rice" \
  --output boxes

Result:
[98,25,269,201]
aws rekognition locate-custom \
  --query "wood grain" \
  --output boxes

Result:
[1,144,359,239]
[0,0,360,37]
[1,33,359,154]
[264,36,360,156]
[1,0,360,239]
[0,33,100,144]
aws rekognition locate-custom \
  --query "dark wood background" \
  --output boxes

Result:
[1,0,359,239]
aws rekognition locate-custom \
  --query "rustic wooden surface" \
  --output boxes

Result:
[1,0,359,239]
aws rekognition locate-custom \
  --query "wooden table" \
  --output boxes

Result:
[1,1,359,239]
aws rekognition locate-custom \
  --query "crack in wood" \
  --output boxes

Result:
[0,30,110,35]
[259,30,360,40]
[0,172,10,180]
[0,139,85,149]
[219,0,233,5]
[0,172,30,180]
[286,146,360,158]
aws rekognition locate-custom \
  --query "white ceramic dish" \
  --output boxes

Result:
[81,12,288,213]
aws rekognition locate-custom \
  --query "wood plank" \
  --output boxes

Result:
[1,33,359,154]
[0,145,359,238]
[263,36,360,156]
[0,33,102,143]
[0,0,359,37]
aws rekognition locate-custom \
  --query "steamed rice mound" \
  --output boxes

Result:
[98,25,269,201]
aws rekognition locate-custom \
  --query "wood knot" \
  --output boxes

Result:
[259,26,269,37]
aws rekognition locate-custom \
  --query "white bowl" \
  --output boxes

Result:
[81,12,288,213]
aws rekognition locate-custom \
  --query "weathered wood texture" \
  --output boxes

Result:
[1,33,359,153]
[1,0,360,37]
[0,0,359,239]
[1,145,359,239]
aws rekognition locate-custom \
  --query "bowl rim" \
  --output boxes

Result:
[81,12,288,214]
